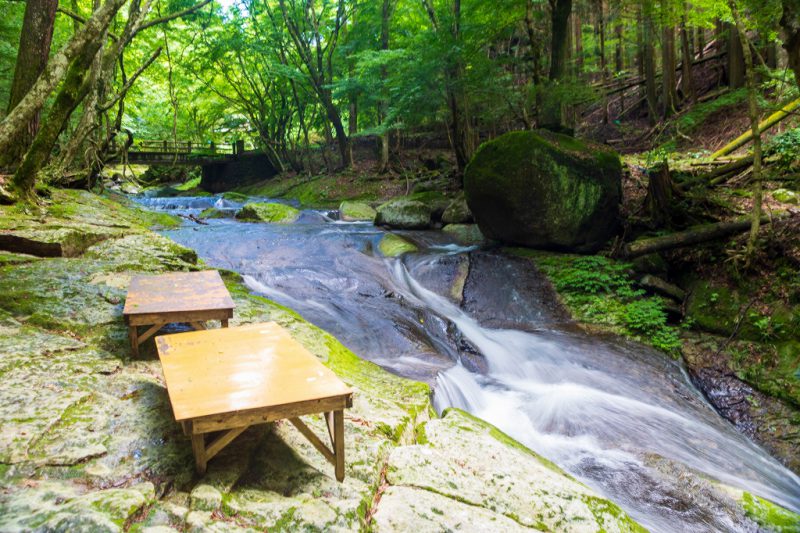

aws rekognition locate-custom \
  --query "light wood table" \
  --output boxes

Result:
[123,271,235,356]
[155,322,354,480]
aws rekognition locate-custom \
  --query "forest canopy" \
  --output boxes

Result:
[0,0,796,202]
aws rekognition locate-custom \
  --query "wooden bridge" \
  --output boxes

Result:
[122,139,246,165]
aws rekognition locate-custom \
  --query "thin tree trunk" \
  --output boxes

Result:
[680,9,696,103]
[662,25,678,117]
[643,4,658,124]
[378,0,393,173]
[1,0,58,168]
[729,0,763,266]
[574,11,583,74]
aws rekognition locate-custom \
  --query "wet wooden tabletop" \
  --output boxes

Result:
[156,322,353,421]
[123,271,234,316]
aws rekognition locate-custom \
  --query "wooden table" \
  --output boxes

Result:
[123,271,234,356]
[155,322,354,480]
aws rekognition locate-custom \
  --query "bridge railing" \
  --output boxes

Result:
[130,140,236,156]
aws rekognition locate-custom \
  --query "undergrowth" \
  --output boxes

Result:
[528,254,682,354]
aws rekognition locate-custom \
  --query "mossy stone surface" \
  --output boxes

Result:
[375,198,431,229]
[198,207,232,219]
[464,130,622,252]
[236,202,300,224]
[378,233,418,257]
[442,223,484,245]
[441,192,473,224]
[338,201,376,222]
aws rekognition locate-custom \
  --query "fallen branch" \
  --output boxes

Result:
[711,97,800,159]
[620,214,786,258]
[679,154,754,190]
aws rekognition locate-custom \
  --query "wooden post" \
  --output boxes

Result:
[191,433,207,474]
[334,409,344,482]
[128,326,139,357]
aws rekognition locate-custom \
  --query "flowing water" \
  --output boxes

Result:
[139,195,800,532]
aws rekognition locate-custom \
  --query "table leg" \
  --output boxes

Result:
[334,410,344,482]
[191,433,207,474]
[128,326,139,357]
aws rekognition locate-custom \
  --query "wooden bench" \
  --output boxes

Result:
[155,322,354,480]
[123,271,235,356]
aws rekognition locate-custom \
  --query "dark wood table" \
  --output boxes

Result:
[156,322,353,479]
[123,271,235,356]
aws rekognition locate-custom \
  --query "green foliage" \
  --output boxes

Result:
[531,253,682,354]
[673,89,749,135]
[766,127,800,172]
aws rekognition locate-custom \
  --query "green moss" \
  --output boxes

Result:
[511,250,682,354]
[581,495,648,532]
[378,233,418,257]
[173,176,201,191]
[198,207,229,219]
[236,202,300,224]
[221,191,249,202]
[741,492,800,531]
[339,201,376,222]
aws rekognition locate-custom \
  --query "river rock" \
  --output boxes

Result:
[375,198,431,229]
[339,201,377,222]
[464,130,622,253]
[237,202,300,224]
[378,408,643,531]
[442,223,484,245]
[378,233,418,257]
[441,192,473,224]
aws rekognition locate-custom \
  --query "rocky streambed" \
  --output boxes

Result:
[0,190,648,532]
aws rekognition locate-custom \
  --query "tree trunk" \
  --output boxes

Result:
[0,0,127,162]
[644,162,679,227]
[727,23,745,88]
[661,25,678,117]
[730,0,763,266]
[597,0,608,123]
[780,0,800,88]
[643,6,658,124]
[548,0,573,80]
[622,216,778,258]
[1,0,58,169]
[378,0,393,173]
[615,20,624,73]
[12,41,103,199]
[574,11,583,74]
[680,10,696,103]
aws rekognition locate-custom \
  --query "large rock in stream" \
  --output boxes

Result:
[464,130,622,253]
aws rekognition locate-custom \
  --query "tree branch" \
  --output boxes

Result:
[99,46,162,112]
[133,0,212,36]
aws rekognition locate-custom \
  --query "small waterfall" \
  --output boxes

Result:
[390,258,800,532]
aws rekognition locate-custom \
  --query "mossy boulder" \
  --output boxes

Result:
[442,223,484,245]
[221,191,249,202]
[236,202,300,224]
[378,233,418,257]
[198,207,232,219]
[339,201,377,222]
[464,130,622,253]
[441,192,473,224]
[772,188,799,205]
[375,198,432,229]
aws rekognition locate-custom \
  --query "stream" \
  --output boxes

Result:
[139,194,800,532]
